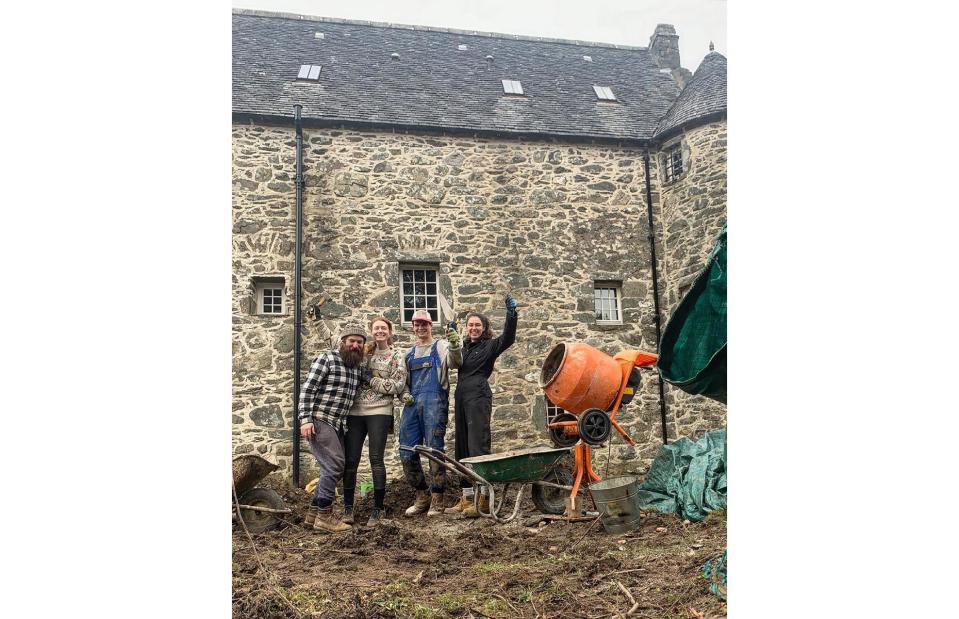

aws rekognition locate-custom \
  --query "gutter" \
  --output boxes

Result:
[643,150,669,445]
[292,104,304,486]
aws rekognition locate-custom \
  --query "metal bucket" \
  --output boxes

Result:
[589,475,642,534]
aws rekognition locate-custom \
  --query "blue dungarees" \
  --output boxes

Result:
[399,341,448,492]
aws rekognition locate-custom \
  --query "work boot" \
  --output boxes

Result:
[312,507,351,533]
[365,508,384,529]
[445,495,472,514]
[404,490,431,516]
[342,505,355,525]
[304,506,320,528]
[427,492,445,516]
[463,493,490,519]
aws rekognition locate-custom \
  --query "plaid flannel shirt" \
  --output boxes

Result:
[298,349,362,432]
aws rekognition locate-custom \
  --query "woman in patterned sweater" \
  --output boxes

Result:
[342,316,408,528]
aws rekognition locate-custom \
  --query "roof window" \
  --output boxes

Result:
[593,85,617,101]
[583,55,593,62]
[314,32,325,39]
[297,65,322,81]
[502,79,524,95]
[458,44,468,51]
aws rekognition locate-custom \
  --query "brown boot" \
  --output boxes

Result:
[312,507,352,532]
[445,495,472,514]
[304,506,320,528]
[463,493,490,519]
[404,490,431,516]
[427,492,446,516]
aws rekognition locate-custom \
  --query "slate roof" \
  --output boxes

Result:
[653,51,727,141]
[232,10,683,142]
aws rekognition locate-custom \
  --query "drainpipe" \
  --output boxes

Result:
[292,104,304,486]
[643,150,669,445]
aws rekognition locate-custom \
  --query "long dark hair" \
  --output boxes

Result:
[465,311,494,340]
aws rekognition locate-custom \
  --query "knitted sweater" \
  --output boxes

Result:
[349,346,407,416]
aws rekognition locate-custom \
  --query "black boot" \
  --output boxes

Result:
[342,505,354,525]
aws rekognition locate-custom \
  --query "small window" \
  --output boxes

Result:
[593,85,617,101]
[545,396,567,426]
[400,266,440,325]
[583,55,592,62]
[593,282,622,324]
[502,79,524,95]
[314,32,325,40]
[255,281,286,315]
[663,145,684,182]
[296,64,322,81]
[458,44,469,51]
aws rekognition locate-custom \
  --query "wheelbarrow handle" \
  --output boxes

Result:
[398,444,489,486]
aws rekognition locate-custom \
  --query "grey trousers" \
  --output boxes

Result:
[307,421,345,508]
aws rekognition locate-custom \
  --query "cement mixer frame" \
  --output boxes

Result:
[540,343,658,502]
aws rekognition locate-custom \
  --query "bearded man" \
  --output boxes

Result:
[299,322,367,532]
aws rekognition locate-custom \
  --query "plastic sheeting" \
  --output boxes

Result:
[637,428,726,522]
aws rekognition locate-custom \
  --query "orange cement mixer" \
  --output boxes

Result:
[539,342,658,502]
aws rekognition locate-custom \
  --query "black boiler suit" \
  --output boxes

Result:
[453,308,518,488]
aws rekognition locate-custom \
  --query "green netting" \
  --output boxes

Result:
[657,224,727,403]
[637,428,726,521]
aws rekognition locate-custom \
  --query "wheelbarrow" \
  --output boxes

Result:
[232,454,291,533]
[399,444,575,523]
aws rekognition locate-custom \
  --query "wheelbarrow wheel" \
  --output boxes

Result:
[548,412,580,448]
[235,487,285,534]
[578,408,611,445]
[532,467,574,515]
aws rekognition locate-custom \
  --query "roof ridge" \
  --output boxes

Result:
[232,8,649,52]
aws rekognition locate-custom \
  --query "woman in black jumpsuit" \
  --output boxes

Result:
[446,294,518,517]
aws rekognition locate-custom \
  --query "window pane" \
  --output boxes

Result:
[404,295,414,309]
[428,309,438,321]
[308,65,321,80]
[425,270,436,283]
[404,309,414,322]
[403,282,414,295]
[415,295,426,308]
[403,270,413,283]
[298,65,310,79]
[426,283,436,295]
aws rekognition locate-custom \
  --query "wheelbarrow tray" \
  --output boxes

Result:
[460,446,571,483]
[233,454,279,497]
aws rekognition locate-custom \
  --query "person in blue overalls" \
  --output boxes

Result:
[399,309,462,517]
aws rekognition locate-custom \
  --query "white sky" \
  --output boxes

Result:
[231,0,726,72]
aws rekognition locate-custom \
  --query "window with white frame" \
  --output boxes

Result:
[400,266,440,325]
[254,280,286,315]
[296,64,322,81]
[545,396,566,426]
[502,79,524,95]
[663,144,684,182]
[593,282,622,324]
[593,85,617,101]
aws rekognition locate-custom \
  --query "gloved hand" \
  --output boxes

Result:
[505,293,519,312]
[360,368,373,384]
[403,393,415,406]
[447,328,461,348]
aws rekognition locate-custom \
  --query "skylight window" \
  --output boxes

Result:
[502,79,524,95]
[314,32,325,39]
[297,64,322,80]
[593,85,617,101]
[458,44,468,51]
[583,55,592,62]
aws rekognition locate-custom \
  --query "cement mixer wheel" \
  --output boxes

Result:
[548,413,580,448]
[578,408,611,445]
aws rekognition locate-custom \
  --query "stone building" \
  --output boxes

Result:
[231,9,728,484]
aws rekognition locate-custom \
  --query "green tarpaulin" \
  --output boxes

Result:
[657,225,727,403]
[637,428,726,522]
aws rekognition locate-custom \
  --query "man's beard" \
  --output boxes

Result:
[340,345,364,368]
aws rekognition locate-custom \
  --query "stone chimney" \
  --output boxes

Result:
[649,24,681,70]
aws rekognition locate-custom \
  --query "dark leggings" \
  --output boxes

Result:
[343,414,391,508]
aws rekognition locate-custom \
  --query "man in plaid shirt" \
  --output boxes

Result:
[300,321,368,532]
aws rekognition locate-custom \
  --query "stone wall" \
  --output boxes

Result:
[233,120,727,486]
[655,120,728,436]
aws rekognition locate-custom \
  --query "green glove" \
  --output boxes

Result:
[447,328,461,348]
[403,393,415,406]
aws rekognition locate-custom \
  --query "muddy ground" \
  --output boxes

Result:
[233,476,727,619]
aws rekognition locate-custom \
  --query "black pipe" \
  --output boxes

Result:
[292,104,304,486]
[643,151,669,445]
